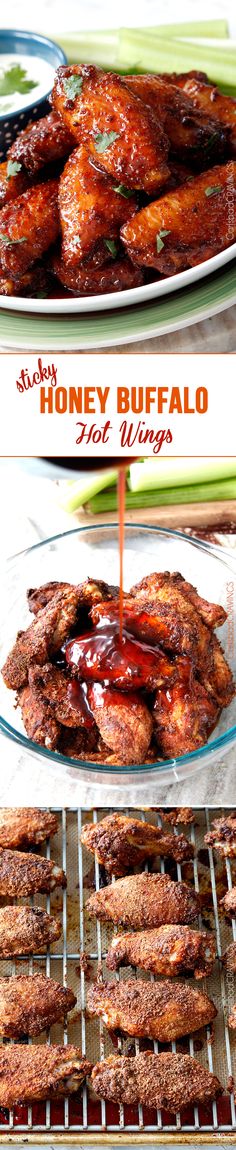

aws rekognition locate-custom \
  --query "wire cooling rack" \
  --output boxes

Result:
[1,807,236,1144]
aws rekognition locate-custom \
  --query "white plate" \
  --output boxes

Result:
[1,239,236,314]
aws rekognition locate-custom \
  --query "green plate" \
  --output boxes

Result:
[0,259,235,349]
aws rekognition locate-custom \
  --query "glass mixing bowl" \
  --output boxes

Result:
[0,524,235,786]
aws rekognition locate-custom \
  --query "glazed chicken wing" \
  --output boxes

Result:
[0,974,76,1038]
[28,662,95,731]
[87,684,153,765]
[52,64,170,194]
[8,111,75,175]
[106,923,216,979]
[86,872,200,929]
[52,251,144,295]
[153,678,219,757]
[59,144,137,269]
[0,263,50,298]
[2,584,81,690]
[0,161,29,209]
[205,814,236,856]
[0,905,61,958]
[87,977,216,1042]
[0,1045,91,1108]
[168,74,236,157]
[91,1051,222,1113]
[81,813,193,875]
[19,681,61,750]
[0,807,58,849]
[125,74,228,165]
[0,846,66,897]
[220,888,236,917]
[90,584,211,671]
[0,179,60,277]
[121,161,236,275]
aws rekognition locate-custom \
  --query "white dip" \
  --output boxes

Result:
[0,53,55,116]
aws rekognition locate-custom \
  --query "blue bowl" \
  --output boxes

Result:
[0,29,67,158]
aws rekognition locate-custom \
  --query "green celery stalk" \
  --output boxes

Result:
[129,458,236,493]
[57,20,229,68]
[118,29,236,86]
[58,469,118,513]
[87,476,236,514]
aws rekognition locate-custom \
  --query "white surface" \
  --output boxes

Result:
[2,0,236,38]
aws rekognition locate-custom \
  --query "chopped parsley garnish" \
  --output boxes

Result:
[113,184,133,198]
[156,229,170,254]
[104,239,118,258]
[205,184,222,198]
[0,65,37,98]
[0,233,27,247]
[63,75,83,100]
[6,160,22,179]
[94,131,119,153]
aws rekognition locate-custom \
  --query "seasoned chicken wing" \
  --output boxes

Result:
[66,625,176,692]
[121,161,236,275]
[87,684,153,765]
[221,888,236,917]
[52,250,144,295]
[90,585,210,670]
[29,663,95,730]
[0,974,76,1038]
[228,1006,236,1029]
[0,905,61,958]
[153,678,218,757]
[87,977,216,1042]
[0,160,29,209]
[222,943,236,972]
[205,815,236,856]
[2,584,81,690]
[0,807,58,849]
[81,813,193,875]
[91,1051,222,1112]
[52,64,170,194]
[59,144,137,268]
[0,179,60,277]
[168,73,236,157]
[106,923,216,979]
[86,872,200,929]
[0,1045,91,1108]
[0,263,50,298]
[19,681,61,750]
[27,580,72,614]
[163,808,194,824]
[0,846,66,897]
[140,571,226,630]
[8,111,75,175]
[125,74,228,165]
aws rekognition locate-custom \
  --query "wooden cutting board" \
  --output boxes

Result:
[77,499,236,530]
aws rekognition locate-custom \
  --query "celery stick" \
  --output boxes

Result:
[87,476,236,514]
[118,29,236,86]
[57,21,228,68]
[129,458,236,493]
[58,469,118,513]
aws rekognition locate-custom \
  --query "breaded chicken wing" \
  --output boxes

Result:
[106,923,216,979]
[0,846,66,897]
[0,808,58,849]
[125,74,228,165]
[87,684,152,764]
[19,681,61,750]
[0,1045,91,1108]
[52,250,144,295]
[0,161,29,209]
[8,111,75,175]
[168,74,236,157]
[205,815,236,856]
[0,179,60,277]
[0,905,61,958]
[2,585,81,690]
[0,974,76,1038]
[59,144,137,268]
[91,1051,222,1112]
[153,678,218,757]
[87,977,216,1042]
[121,161,236,275]
[222,943,236,972]
[81,813,193,875]
[52,64,170,194]
[86,872,200,929]
[220,888,236,917]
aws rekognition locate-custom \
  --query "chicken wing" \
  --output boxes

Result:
[66,625,176,692]
[125,75,228,165]
[18,682,61,750]
[87,684,153,765]
[0,974,76,1038]
[163,808,194,824]
[0,846,66,897]
[0,1045,91,1108]
[139,571,226,630]
[205,815,236,856]
[0,808,58,849]
[106,923,216,979]
[87,977,216,1043]
[153,678,218,757]
[52,64,170,194]
[2,585,81,690]
[27,580,72,614]
[52,250,144,295]
[167,74,236,157]
[29,663,95,730]
[91,1051,222,1112]
[86,872,200,929]
[222,943,236,972]
[8,111,75,175]
[228,1006,236,1029]
[0,905,61,958]
[0,262,50,298]
[121,161,236,275]
[59,144,137,269]
[221,888,236,917]
[0,179,60,277]
[0,161,29,209]
[81,813,193,875]
[90,586,210,670]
